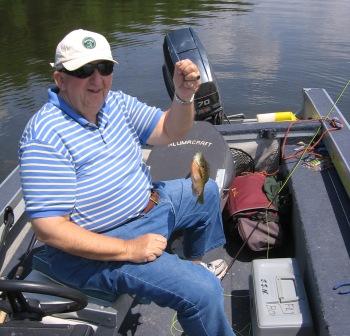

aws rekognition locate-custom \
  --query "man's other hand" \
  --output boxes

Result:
[125,233,168,263]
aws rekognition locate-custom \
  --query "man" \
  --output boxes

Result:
[19,29,235,336]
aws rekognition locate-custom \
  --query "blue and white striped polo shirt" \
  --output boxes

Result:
[19,87,163,232]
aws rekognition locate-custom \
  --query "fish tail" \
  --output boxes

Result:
[197,193,204,204]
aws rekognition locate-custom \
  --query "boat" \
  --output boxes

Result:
[0,27,349,336]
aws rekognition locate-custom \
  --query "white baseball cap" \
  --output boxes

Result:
[51,29,117,71]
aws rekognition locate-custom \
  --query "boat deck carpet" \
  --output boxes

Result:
[283,153,350,336]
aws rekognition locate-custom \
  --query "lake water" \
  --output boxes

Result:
[0,0,349,183]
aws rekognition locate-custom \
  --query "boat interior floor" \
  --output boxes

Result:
[2,103,350,335]
[4,152,348,336]
[1,210,294,336]
[117,217,294,336]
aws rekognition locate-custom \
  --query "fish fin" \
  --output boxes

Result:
[197,193,204,204]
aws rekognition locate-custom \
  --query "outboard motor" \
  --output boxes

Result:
[163,27,224,125]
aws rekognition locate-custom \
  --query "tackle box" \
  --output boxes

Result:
[250,258,314,336]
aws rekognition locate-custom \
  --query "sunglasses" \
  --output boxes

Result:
[60,61,114,79]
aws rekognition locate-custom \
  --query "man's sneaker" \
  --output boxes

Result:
[199,259,228,280]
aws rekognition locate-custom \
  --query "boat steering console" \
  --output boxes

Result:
[0,279,93,335]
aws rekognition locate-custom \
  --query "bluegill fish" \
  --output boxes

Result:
[191,152,210,204]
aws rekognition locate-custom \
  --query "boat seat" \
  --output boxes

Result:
[147,120,235,206]
[23,246,133,331]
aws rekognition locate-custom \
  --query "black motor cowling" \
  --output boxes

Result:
[162,27,224,125]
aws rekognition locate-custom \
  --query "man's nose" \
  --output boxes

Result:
[89,69,103,82]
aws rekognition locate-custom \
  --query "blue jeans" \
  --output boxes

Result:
[44,178,235,336]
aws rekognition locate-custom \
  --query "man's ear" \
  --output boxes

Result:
[53,71,64,88]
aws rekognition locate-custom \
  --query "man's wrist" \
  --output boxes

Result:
[174,92,195,105]
[117,239,130,261]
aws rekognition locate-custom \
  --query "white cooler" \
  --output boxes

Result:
[250,258,314,336]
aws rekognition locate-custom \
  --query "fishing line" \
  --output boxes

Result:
[223,79,350,279]
[265,208,270,259]
[169,80,350,334]
[170,312,183,335]
[170,311,252,336]
[232,322,252,336]
[223,293,250,298]
[261,81,350,260]
[272,79,350,205]
[170,292,251,335]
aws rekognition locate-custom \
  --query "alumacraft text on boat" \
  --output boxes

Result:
[168,140,213,147]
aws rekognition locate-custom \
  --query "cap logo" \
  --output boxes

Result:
[82,37,96,49]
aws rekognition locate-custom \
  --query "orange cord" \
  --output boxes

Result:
[281,117,343,161]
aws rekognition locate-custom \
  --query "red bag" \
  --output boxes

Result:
[226,173,282,251]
